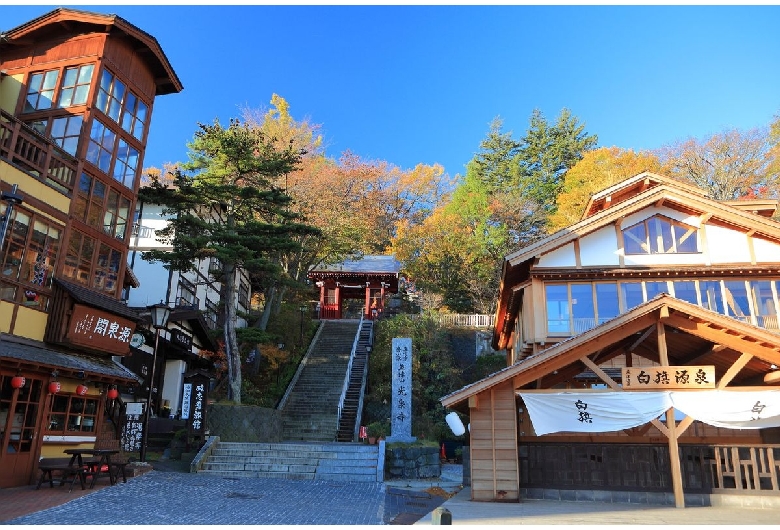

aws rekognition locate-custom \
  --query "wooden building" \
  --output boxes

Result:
[308,255,401,320]
[441,172,780,506]
[0,8,181,487]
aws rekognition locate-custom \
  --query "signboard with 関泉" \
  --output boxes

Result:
[622,366,715,390]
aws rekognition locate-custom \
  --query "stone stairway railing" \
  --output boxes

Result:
[198,441,380,482]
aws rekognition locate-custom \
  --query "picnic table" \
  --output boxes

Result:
[36,448,126,492]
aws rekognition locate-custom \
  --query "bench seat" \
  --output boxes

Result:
[37,458,88,492]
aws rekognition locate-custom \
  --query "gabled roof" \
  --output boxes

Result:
[443,294,780,410]
[309,255,401,276]
[493,174,780,349]
[1,7,182,95]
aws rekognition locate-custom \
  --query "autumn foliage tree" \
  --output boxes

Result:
[658,126,780,200]
[548,147,663,232]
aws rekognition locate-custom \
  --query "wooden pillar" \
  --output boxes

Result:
[335,284,342,319]
[380,282,386,312]
[318,283,325,318]
[365,283,371,319]
[658,319,685,508]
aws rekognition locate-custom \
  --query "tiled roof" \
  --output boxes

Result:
[309,255,401,275]
[54,278,141,321]
[0,335,142,383]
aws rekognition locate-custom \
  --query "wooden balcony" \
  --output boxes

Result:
[0,109,77,195]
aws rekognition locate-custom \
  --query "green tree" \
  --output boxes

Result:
[518,108,598,213]
[140,118,319,403]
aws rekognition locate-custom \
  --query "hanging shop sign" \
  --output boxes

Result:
[66,304,136,355]
[621,366,715,390]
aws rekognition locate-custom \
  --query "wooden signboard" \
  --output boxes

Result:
[622,366,715,389]
[67,304,136,355]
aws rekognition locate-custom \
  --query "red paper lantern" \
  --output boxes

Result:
[11,376,25,389]
[107,387,119,400]
[48,381,61,394]
[75,384,89,396]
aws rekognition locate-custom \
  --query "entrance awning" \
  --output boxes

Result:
[0,334,141,384]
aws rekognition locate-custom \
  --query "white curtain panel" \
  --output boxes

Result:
[519,391,672,436]
[519,390,780,435]
[670,390,780,430]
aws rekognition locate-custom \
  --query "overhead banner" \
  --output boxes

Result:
[519,391,672,435]
[519,390,780,435]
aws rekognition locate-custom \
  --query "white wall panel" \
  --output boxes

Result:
[706,224,751,264]
[753,237,780,264]
[537,243,576,267]
[579,227,620,266]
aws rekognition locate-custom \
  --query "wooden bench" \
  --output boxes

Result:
[36,457,89,492]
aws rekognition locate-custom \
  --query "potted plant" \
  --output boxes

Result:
[169,428,188,459]
[366,421,384,444]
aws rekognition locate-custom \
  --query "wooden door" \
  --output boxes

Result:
[0,375,45,488]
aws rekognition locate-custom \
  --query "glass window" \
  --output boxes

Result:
[113,139,139,189]
[0,206,60,310]
[47,394,98,434]
[621,282,644,311]
[753,281,777,330]
[24,70,59,112]
[571,284,595,333]
[645,281,670,300]
[93,243,121,295]
[595,283,620,324]
[699,280,725,314]
[623,215,698,254]
[672,281,699,305]
[50,115,83,156]
[546,284,570,334]
[86,119,117,174]
[58,64,94,108]
[724,280,751,321]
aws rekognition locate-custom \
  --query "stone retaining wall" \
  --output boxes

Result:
[206,404,283,442]
[385,444,440,480]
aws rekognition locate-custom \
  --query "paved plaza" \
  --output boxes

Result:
[4,462,780,526]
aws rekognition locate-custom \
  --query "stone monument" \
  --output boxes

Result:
[386,337,416,443]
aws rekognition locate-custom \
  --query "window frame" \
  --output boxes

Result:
[623,214,699,255]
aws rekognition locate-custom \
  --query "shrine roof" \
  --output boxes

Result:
[308,255,401,276]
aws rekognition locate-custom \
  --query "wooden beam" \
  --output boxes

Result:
[764,371,780,384]
[675,416,694,439]
[651,418,669,438]
[579,356,621,390]
[664,314,780,364]
[628,326,655,352]
[657,321,669,366]
[717,352,753,389]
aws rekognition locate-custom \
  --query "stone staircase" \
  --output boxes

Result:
[198,441,380,482]
[281,320,360,442]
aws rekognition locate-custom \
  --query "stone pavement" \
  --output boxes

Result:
[2,464,463,525]
[414,487,780,526]
[6,461,780,525]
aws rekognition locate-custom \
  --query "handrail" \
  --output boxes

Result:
[0,109,77,194]
[352,321,373,441]
[335,315,363,438]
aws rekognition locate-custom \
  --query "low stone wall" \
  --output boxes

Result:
[206,403,283,442]
[385,444,441,480]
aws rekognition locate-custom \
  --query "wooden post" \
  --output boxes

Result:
[658,318,685,508]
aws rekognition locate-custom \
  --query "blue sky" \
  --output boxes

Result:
[4,4,780,179]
